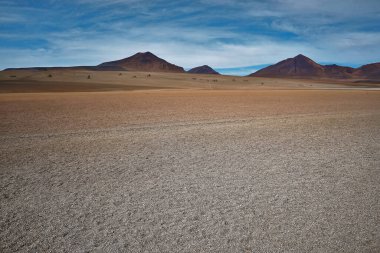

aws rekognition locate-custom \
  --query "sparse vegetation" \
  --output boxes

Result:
[87,75,91,79]
[48,74,52,78]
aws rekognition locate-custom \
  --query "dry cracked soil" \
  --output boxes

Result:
[0,89,379,252]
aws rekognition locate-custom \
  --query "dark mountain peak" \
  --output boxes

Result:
[250,54,323,78]
[294,54,307,59]
[249,54,380,79]
[134,51,156,58]
[140,51,154,55]
[293,54,318,64]
[276,54,319,68]
[188,65,220,75]
[98,52,185,73]
[127,52,161,62]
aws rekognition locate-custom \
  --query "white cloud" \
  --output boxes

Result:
[0,31,316,70]
[1,0,379,71]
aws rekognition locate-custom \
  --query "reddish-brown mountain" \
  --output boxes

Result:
[98,52,185,73]
[354,63,380,79]
[323,64,355,79]
[188,65,220,75]
[249,54,380,80]
[250,54,325,78]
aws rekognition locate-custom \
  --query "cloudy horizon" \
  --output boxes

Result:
[1,0,380,75]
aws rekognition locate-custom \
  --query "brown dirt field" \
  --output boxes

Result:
[1,87,380,252]
[0,80,168,93]
[0,89,379,135]
[1,69,379,93]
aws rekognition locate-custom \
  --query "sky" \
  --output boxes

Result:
[1,0,380,75]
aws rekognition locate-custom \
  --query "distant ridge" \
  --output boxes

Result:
[4,66,125,71]
[188,65,220,75]
[3,52,379,79]
[249,54,380,79]
[354,62,380,79]
[98,52,185,73]
[4,52,185,73]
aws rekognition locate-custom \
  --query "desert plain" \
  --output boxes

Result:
[0,70,380,252]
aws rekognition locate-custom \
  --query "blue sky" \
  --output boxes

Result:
[1,0,380,75]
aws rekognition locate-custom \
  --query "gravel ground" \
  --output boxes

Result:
[1,90,379,252]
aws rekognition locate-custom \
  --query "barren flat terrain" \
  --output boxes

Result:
[1,69,379,93]
[0,77,380,252]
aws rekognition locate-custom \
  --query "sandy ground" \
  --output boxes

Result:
[0,84,380,252]
[1,69,379,93]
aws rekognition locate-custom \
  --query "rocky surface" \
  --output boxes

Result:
[1,90,379,252]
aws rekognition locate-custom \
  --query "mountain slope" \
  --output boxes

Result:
[188,65,220,75]
[249,54,380,79]
[354,63,380,79]
[250,54,325,78]
[98,52,185,73]
[323,64,355,79]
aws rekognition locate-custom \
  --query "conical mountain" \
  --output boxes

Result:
[188,65,220,75]
[248,54,380,79]
[250,54,325,78]
[98,52,185,73]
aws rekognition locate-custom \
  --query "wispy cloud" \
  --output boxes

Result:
[1,0,379,74]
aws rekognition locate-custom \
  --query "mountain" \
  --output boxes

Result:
[4,52,185,73]
[249,54,380,79]
[3,52,379,79]
[354,63,380,79]
[323,64,355,79]
[187,65,220,75]
[98,52,185,73]
[250,54,325,78]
